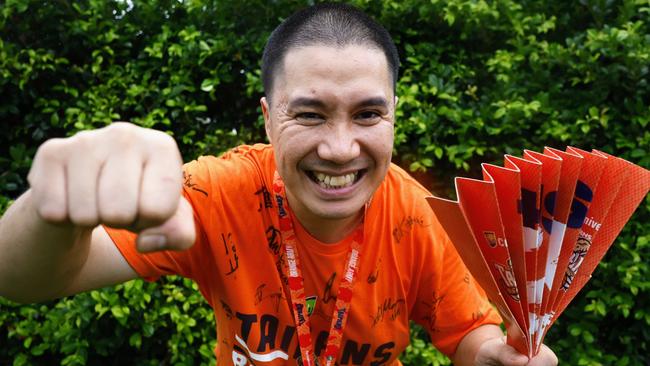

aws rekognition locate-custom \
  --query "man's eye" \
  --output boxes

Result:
[356,111,381,122]
[296,112,324,122]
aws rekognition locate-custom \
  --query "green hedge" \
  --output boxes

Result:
[1,0,648,365]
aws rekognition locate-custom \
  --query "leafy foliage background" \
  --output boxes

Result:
[1,0,649,365]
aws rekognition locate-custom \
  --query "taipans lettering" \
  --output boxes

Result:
[234,312,396,366]
[422,292,445,332]
[266,225,282,256]
[182,171,208,196]
[561,234,591,290]
[254,284,285,312]
[371,298,406,327]
[255,185,274,212]
[222,232,239,276]
[392,215,427,243]
[494,260,520,302]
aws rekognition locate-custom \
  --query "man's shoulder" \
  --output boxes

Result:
[378,164,450,243]
[217,143,274,160]
[374,163,437,226]
[384,163,432,198]
[194,143,274,166]
[186,144,275,177]
[182,144,276,200]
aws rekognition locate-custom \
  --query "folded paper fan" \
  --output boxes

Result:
[426,147,650,357]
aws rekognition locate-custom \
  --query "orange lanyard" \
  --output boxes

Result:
[272,171,364,366]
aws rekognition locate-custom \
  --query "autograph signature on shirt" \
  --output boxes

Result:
[222,232,239,276]
[254,283,285,312]
[371,298,406,327]
[183,171,208,196]
[422,291,445,332]
[392,215,427,243]
[322,272,337,304]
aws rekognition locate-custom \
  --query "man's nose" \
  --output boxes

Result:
[316,122,361,165]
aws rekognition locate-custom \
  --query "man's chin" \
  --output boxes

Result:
[309,203,365,221]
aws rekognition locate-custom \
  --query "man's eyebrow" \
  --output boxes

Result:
[355,97,389,109]
[287,96,390,110]
[287,97,327,110]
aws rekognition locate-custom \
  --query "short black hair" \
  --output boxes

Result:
[261,3,399,100]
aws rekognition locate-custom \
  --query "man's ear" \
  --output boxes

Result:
[261,97,273,143]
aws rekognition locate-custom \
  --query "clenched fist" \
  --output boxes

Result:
[27,122,195,252]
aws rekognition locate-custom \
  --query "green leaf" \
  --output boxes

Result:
[129,332,142,348]
[200,79,214,92]
[110,305,124,318]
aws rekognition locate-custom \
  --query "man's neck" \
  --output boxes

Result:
[300,211,364,244]
[285,193,364,244]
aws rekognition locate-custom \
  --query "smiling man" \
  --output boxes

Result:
[261,44,395,244]
[0,3,557,366]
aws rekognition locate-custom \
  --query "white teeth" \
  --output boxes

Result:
[313,172,358,189]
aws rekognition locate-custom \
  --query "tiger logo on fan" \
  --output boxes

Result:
[561,234,591,291]
[494,260,520,302]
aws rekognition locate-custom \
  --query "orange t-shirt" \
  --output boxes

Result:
[105,144,501,365]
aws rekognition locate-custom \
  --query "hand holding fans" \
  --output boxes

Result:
[426,147,650,357]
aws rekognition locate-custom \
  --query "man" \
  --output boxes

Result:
[0,3,557,366]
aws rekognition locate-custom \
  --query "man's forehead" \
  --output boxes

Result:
[271,44,393,104]
[280,44,388,75]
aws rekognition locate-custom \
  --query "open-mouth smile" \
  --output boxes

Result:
[307,170,366,190]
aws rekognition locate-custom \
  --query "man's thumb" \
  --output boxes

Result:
[476,337,529,366]
[494,342,529,366]
[136,197,196,253]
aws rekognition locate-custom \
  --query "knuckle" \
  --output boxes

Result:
[37,203,67,223]
[68,208,99,228]
[100,206,137,227]
[71,130,95,147]
[108,121,135,131]
[150,132,181,157]
[26,169,38,188]
[107,122,138,143]
[34,138,65,163]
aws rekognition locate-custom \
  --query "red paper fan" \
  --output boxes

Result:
[426,147,650,357]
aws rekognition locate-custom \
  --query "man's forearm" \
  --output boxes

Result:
[0,190,92,303]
